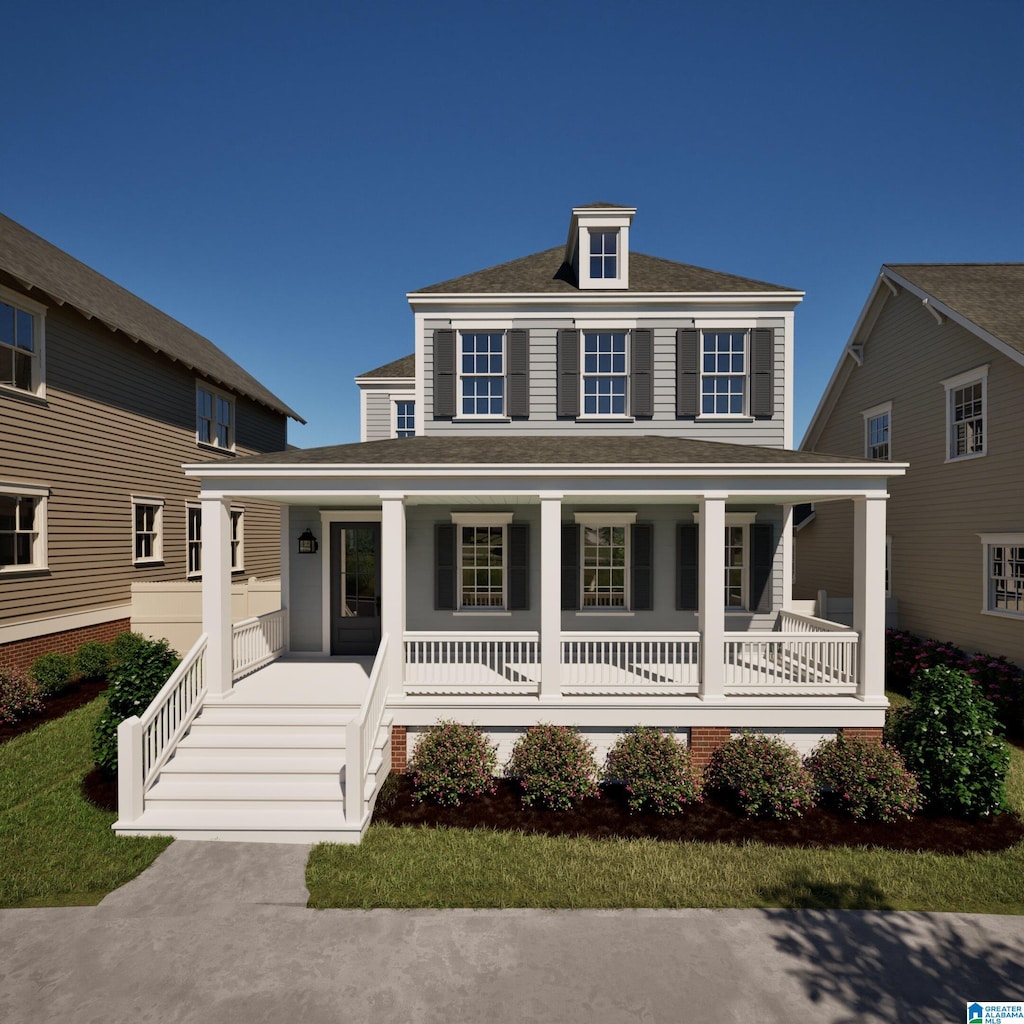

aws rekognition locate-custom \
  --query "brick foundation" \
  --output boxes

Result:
[390,725,408,772]
[839,727,884,745]
[689,726,731,768]
[0,618,131,677]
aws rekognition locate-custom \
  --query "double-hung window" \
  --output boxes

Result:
[459,332,504,417]
[132,497,164,564]
[0,489,46,571]
[943,366,987,461]
[0,287,45,397]
[701,330,747,416]
[186,504,244,576]
[197,383,235,449]
[576,513,634,609]
[582,332,628,416]
[979,534,1024,618]
[451,512,512,610]
[863,402,892,460]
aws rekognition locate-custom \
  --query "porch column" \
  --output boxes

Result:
[853,494,887,700]
[381,494,406,696]
[539,493,563,698]
[201,496,233,698]
[698,494,727,699]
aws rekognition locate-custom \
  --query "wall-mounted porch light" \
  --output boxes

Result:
[297,527,319,554]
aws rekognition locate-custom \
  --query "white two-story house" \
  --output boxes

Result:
[115,204,903,843]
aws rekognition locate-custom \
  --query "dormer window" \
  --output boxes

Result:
[589,230,618,279]
[568,204,635,289]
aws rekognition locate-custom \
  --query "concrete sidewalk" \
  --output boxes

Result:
[1,841,1021,1023]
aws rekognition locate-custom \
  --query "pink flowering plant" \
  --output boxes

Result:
[603,727,702,815]
[805,734,920,822]
[0,670,44,726]
[704,733,815,820]
[407,720,498,807]
[506,724,600,811]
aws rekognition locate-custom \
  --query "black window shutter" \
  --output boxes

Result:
[676,328,699,418]
[631,523,653,610]
[507,329,530,419]
[677,523,698,610]
[561,523,579,609]
[434,523,456,610]
[508,523,529,610]
[750,328,774,419]
[556,329,580,418]
[433,329,456,420]
[750,523,774,613]
[631,329,653,418]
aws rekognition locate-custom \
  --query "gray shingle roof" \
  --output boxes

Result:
[220,434,872,468]
[412,247,798,296]
[0,212,303,421]
[886,264,1024,356]
[356,353,415,379]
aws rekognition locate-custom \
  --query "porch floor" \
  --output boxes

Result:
[229,655,373,706]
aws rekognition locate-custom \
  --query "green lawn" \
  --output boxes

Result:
[307,739,1024,913]
[0,696,172,908]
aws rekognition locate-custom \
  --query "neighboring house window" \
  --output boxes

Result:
[394,399,415,438]
[943,366,987,461]
[0,489,46,571]
[979,534,1024,618]
[459,332,504,417]
[863,402,892,460]
[701,330,747,416]
[589,230,618,279]
[582,332,628,416]
[132,497,164,564]
[186,504,243,576]
[0,287,45,397]
[197,383,235,449]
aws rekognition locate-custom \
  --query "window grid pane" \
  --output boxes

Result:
[230,510,243,570]
[582,332,627,416]
[0,300,37,393]
[589,230,618,279]
[581,525,627,608]
[868,413,890,460]
[0,494,38,567]
[460,526,504,608]
[951,382,984,456]
[395,400,415,438]
[990,545,1024,614]
[701,331,747,416]
[134,504,159,561]
[460,333,504,416]
[725,525,745,608]
[188,508,202,575]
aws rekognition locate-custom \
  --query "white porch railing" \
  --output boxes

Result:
[561,632,701,693]
[116,633,208,824]
[777,609,855,634]
[345,633,391,825]
[232,608,288,681]
[404,632,540,694]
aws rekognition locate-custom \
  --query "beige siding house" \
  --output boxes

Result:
[0,213,303,674]
[796,263,1024,666]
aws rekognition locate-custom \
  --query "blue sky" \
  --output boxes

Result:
[2,0,1021,447]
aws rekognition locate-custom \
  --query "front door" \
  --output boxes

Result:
[329,522,381,655]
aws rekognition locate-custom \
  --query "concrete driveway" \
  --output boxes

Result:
[1,841,1021,1023]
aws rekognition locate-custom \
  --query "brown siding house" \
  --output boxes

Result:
[796,263,1024,666]
[0,213,302,674]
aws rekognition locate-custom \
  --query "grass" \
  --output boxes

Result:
[0,696,172,908]
[306,734,1024,913]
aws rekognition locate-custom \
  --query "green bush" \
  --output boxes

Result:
[885,665,1010,817]
[506,724,600,811]
[704,733,815,820]
[74,641,111,681]
[111,631,148,665]
[408,721,498,807]
[29,652,74,697]
[805,733,920,822]
[0,671,43,725]
[92,637,180,776]
[603,727,702,815]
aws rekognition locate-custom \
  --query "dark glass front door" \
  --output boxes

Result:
[329,522,381,655]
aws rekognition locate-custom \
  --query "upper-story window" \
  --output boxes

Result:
[132,496,164,565]
[943,366,987,461]
[0,489,46,572]
[863,402,892,460]
[701,330,747,416]
[582,332,628,416]
[394,399,415,438]
[0,287,46,397]
[460,332,504,417]
[589,230,618,279]
[197,383,235,449]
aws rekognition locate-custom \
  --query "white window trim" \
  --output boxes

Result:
[132,495,165,566]
[978,532,1024,619]
[457,331,506,420]
[575,512,635,611]
[451,512,513,611]
[942,365,988,463]
[0,284,47,400]
[0,482,49,574]
[692,511,759,612]
[186,502,202,579]
[863,401,893,460]
[390,391,416,438]
[196,381,236,451]
[579,330,631,419]
[697,327,751,420]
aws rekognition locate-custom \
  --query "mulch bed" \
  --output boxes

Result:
[374,775,1024,855]
[0,677,109,746]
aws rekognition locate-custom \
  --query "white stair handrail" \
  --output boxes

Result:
[344,633,390,825]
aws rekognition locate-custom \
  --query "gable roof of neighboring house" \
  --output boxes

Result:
[411,247,799,296]
[355,353,415,380]
[801,262,1024,450]
[0,212,304,422]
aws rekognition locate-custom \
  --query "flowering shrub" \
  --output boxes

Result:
[92,637,180,775]
[75,641,112,681]
[603,727,701,815]
[704,733,815,820]
[30,652,74,697]
[506,724,600,810]
[885,664,1009,817]
[0,671,43,725]
[805,733,920,822]
[408,721,497,806]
